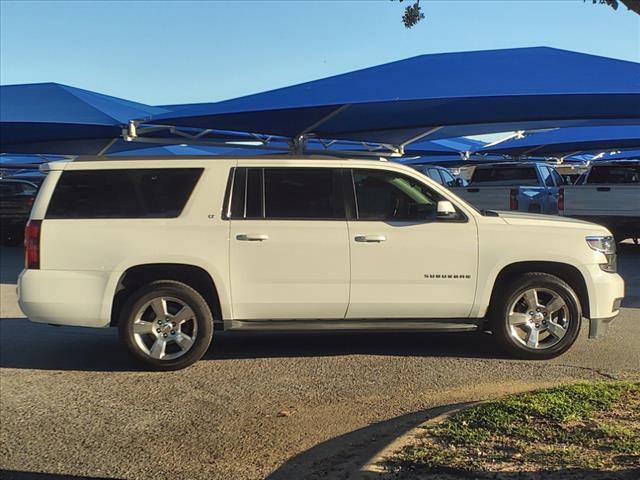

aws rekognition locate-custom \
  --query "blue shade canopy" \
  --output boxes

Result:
[407,136,486,156]
[0,82,169,154]
[569,149,640,162]
[0,154,59,164]
[0,153,62,170]
[144,47,640,145]
[477,126,640,156]
[596,149,640,160]
[108,144,278,157]
[399,154,507,167]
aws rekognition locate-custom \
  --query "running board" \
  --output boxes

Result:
[224,319,481,332]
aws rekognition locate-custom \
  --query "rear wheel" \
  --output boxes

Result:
[118,280,213,370]
[491,273,582,359]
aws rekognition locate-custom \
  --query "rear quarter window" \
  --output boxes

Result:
[471,167,539,186]
[586,166,640,184]
[46,168,203,219]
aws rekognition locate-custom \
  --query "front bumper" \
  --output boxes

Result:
[581,264,625,339]
[582,265,624,316]
[589,313,620,339]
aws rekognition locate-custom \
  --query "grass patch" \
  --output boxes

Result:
[386,382,640,477]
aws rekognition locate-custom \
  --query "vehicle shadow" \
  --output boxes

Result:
[0,317,506,372]
[265,401,473,480]
[266,401,640,480]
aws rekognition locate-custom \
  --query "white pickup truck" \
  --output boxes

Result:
[18,156,624,370]
[560,161,640,241]
[452,162,565,214]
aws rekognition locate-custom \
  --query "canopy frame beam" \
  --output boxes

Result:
[398,126,444,154]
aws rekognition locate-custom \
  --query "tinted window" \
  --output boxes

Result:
[541,167,554,187]
[440,170,457,187]
[264,168,343,219]
[587,166,640,184]
[472,167,539,186]
[46,168,202,219]
[425,168,443,184]
[229,168,246,218]
[245,168,264,218]
[550,168,565,186]
[353,170,441,221]
[228,168,344,219]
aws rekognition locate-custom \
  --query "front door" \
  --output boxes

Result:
[229,166,350,320]
[346,168,478,319]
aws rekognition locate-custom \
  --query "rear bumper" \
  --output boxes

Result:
[18,269,114,328]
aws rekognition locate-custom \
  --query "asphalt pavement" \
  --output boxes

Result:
[1,244,638,480]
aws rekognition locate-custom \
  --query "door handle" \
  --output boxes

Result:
[236,234,269,241]
[354,235,386,243]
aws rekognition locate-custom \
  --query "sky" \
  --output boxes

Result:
[0,0,639,106]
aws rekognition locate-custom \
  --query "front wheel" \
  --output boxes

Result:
[491,273,582,360]
[119,280,214,370]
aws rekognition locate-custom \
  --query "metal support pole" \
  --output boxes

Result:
[290,134,307,155]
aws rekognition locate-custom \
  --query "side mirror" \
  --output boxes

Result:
[437,200,458,219]
[455,177,465,187]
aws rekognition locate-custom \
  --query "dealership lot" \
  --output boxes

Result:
[1,244,639,480]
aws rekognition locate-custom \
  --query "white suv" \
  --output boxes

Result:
[18,156,624,369]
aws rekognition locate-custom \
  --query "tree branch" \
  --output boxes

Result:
[620,0,640,14]
[589,0,640,15]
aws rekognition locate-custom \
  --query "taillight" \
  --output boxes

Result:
[558,188,565,211]
[509,188,518,211]
[24,219,41,269]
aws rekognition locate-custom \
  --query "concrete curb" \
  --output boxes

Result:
[358,401,478,479]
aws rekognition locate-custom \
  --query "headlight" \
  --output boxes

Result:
[586,236,617,272]
[586,236,616,254]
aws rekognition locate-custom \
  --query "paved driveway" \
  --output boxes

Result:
[1,245,638,480]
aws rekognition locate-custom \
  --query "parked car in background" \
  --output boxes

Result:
[574,171,588,185]
[413,165,467,187]
[554,164,589,186]
[3,170,47,187]
[18,156,623,370]
[451,162,566,214]
[0,178,38,245]
[560,161,640,241]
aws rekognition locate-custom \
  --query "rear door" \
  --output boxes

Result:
[228,167,351,320]
[345,167,478,319]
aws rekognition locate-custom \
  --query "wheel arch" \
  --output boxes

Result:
[110,263,223,327]
[487,261,590,320]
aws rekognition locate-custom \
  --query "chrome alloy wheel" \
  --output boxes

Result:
[507,288,570,350]
[132,296,198,360]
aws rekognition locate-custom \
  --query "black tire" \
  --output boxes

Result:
[118,280,213,370]
[490,272,582,360]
